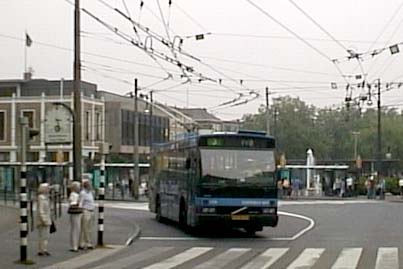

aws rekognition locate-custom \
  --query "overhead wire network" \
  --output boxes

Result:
[82,0,263,109]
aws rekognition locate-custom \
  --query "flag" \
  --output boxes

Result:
[25,33,32,47]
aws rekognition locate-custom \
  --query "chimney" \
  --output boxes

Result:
[23,71,32,80]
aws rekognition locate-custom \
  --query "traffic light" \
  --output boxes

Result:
[29,128,40,140]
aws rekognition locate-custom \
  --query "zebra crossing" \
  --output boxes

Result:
[87,246,400,269]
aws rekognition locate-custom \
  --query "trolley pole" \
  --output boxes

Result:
[265,86,270,136]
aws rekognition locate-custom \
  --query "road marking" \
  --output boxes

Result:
[194,248,250,269]
[331,248,362,269]
[139,211,315,242]
[42,245,124,269]
[375,247,399,269]
[240,248,289,269]
[92,247,174,269]
[142,247,212,269]
[286,248,325,269]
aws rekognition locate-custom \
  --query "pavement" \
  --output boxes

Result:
[0,201,141,269]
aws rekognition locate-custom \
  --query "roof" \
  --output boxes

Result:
[176,108,221,122]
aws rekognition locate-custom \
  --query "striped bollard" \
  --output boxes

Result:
[97,143,107,246]
[19,117,29,263]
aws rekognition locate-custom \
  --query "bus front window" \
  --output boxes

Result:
[200,149,276,186]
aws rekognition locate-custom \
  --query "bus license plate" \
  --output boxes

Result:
[231,215,250,221]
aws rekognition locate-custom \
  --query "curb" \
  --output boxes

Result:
[125,223,141,246]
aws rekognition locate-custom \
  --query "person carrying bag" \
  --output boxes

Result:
[68,181,83,252]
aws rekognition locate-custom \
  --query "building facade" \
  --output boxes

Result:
[0,78,105,185]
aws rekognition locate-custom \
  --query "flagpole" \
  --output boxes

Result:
[24,32,27,74]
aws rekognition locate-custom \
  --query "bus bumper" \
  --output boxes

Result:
[196,214,278,228]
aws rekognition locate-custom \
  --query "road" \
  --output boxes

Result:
[50,200,403,269]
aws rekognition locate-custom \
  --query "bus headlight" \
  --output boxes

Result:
[202,207,216,213]
[263,208,276,214]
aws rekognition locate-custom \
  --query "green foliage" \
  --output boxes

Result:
[241,96,403,163]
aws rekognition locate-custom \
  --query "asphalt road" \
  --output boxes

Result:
[74,200,403,269]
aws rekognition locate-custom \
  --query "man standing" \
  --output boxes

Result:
[79,180,95,250]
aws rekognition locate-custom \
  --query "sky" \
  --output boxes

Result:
[1,0,403,120]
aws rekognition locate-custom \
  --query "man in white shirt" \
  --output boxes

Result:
[79,180,96,249]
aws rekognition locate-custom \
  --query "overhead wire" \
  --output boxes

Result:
[287,0,348,52]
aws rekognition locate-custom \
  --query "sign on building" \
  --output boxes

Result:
[45,106,72,144]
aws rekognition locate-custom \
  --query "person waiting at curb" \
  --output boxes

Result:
[68,181,83,252]
[79,180,95,250]
[37,183,52,256]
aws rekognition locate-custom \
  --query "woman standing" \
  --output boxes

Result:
[79,180,95,249]
[68,181,83,252]
[37,183,52,256]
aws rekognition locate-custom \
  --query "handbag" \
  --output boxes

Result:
[50,221,56,234]
[67,204,83,214]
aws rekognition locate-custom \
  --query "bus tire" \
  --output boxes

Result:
[179,198,187,229]
[155,196,163,222]
[245,227,256,236]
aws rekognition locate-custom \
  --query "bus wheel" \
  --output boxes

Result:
[245,227,256,236]
[155,197,162,222]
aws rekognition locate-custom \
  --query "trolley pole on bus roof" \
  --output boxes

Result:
[265,86,270,136]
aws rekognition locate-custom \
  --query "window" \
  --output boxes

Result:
[85,111,91,141]
[95,112,102,141]
[0,111,5,141]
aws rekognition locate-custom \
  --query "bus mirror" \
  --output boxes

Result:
[185,158,191,169]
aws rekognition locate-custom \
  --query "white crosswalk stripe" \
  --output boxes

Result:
[194,248,250,269]
[142,247,212,269]
[92,247,174,269]
[375,247,399,269]
[331,248,363,269]
[286,248,325,269]
[44,246,401,269]
[240,248,289,269]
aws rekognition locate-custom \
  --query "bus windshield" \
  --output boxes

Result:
[200,149,276,186]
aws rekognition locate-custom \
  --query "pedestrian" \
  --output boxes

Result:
[291,178,300,199]
[68,181,83,252]
[379,178,386,200]
[79,180,96,250]
[399,178,403,197]
[340,180,345,198]
[37,183,52,256]
[277,179,283,199]
[346,177,353,197]
[282,178,290,199]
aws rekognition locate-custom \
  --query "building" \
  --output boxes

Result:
[0,78,105,186]
[99,91,171,163]
[174,107,240,133]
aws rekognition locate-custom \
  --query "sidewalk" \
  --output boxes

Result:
[0,202,137,269]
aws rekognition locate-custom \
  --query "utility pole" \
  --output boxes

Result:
[376,79,382,179]
[133,79,139,200]
[73,0,82,181]
[265,86,270,136]
[149,91,153,154]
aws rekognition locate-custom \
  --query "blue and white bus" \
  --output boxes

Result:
[149,131,278,234]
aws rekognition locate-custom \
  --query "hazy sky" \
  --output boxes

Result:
[1,0,403,119]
